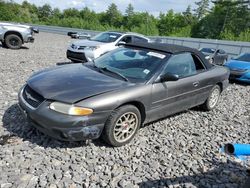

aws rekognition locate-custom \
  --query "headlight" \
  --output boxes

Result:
[49,102,93,116]
[205,56,210,60]
[85,46,100,50]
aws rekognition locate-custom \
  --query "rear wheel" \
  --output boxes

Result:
[5,34,22,49]
[202,85,221,111]
[102,105,141,147]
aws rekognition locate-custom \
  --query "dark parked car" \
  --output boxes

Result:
[18,43,229,146]
[200,48,228,65]
[67,31,91,39]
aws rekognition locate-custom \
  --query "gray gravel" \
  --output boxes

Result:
[0,32,250,188]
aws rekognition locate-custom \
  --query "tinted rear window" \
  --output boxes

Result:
[200,48,216,54]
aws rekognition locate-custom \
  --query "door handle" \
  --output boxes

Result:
[193,81,199,87]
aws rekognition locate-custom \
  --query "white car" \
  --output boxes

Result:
[67,31,150,62]
[0,22,39,49]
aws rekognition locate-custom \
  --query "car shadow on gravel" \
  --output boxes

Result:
[139,160,250,188]
[2,104,109,148]
[229,80,250,86]
[0,44,29,50]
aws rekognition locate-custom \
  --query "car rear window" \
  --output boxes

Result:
[200,48,216,53]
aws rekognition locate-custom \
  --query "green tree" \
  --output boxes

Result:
[125,3,134,17]
[104,3,123,27]
[124,3,135,30]
[192,0,250,39]
[194,0,210,20]
[38,4,52,22]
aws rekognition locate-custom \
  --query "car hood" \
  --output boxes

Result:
[225,60,250,70]
[0,22,31,29]
[27,64,130,103]
[72,39,105,47]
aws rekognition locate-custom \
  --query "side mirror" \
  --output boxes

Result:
[160,73,179,82]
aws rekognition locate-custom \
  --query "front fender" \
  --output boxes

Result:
[76,84,152,115]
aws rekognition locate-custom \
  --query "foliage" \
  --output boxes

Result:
[0,0,249,41]
[194,0,210,20]
[191,0,250,41]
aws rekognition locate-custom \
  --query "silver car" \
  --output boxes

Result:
[0,22,38,49]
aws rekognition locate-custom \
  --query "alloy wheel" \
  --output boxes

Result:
[209,88,220,108]
[113,112,138,143]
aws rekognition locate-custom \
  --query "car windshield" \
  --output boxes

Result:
[234,53,250,62]
[200,48,216,54]
[90,32,121,43]
[93,47,169,82]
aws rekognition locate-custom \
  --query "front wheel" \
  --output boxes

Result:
[202,85,221,111]
[102,105,141,147]
[5,34,22,49]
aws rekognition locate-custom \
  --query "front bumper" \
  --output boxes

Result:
[18,86,106,141]
[27,37,34,43]
[67,50,88,62]
[23,34,35,43]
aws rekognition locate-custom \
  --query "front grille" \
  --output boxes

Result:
[22,85,44,108]
[67,50,87,62]
[78,46,86,50]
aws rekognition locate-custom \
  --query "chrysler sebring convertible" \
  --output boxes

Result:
[18,43,229,146]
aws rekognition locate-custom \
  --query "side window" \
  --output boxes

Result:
[163,53,205,78]
[133,36,148,43]
[120,36,132,43]
[218,49,225,54]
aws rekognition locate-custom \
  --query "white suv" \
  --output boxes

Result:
[67,31,150,62]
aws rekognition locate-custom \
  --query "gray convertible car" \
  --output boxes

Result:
[18,43,229,146]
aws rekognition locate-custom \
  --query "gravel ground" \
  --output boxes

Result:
[0,32,249,188]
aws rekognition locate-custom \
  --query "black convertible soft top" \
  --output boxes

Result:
[124,42,213,69]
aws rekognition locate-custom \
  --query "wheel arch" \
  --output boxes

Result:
[4,31,23,43]
[116,101,146,124]
[216,82,223,92]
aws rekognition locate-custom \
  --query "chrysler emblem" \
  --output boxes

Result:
[25,90,38,102]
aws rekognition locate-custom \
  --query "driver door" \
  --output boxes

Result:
[149,53,203,121]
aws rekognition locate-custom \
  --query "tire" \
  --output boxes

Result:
[5,34,22,49]
[102,105,141,147]
[202,85,221,111]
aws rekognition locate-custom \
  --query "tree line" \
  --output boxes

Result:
[0,0,249,41]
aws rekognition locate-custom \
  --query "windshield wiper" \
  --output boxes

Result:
[99,67,128,82]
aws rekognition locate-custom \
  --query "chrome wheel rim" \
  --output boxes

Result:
[113,112,138,143]
[209,88,220,108]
